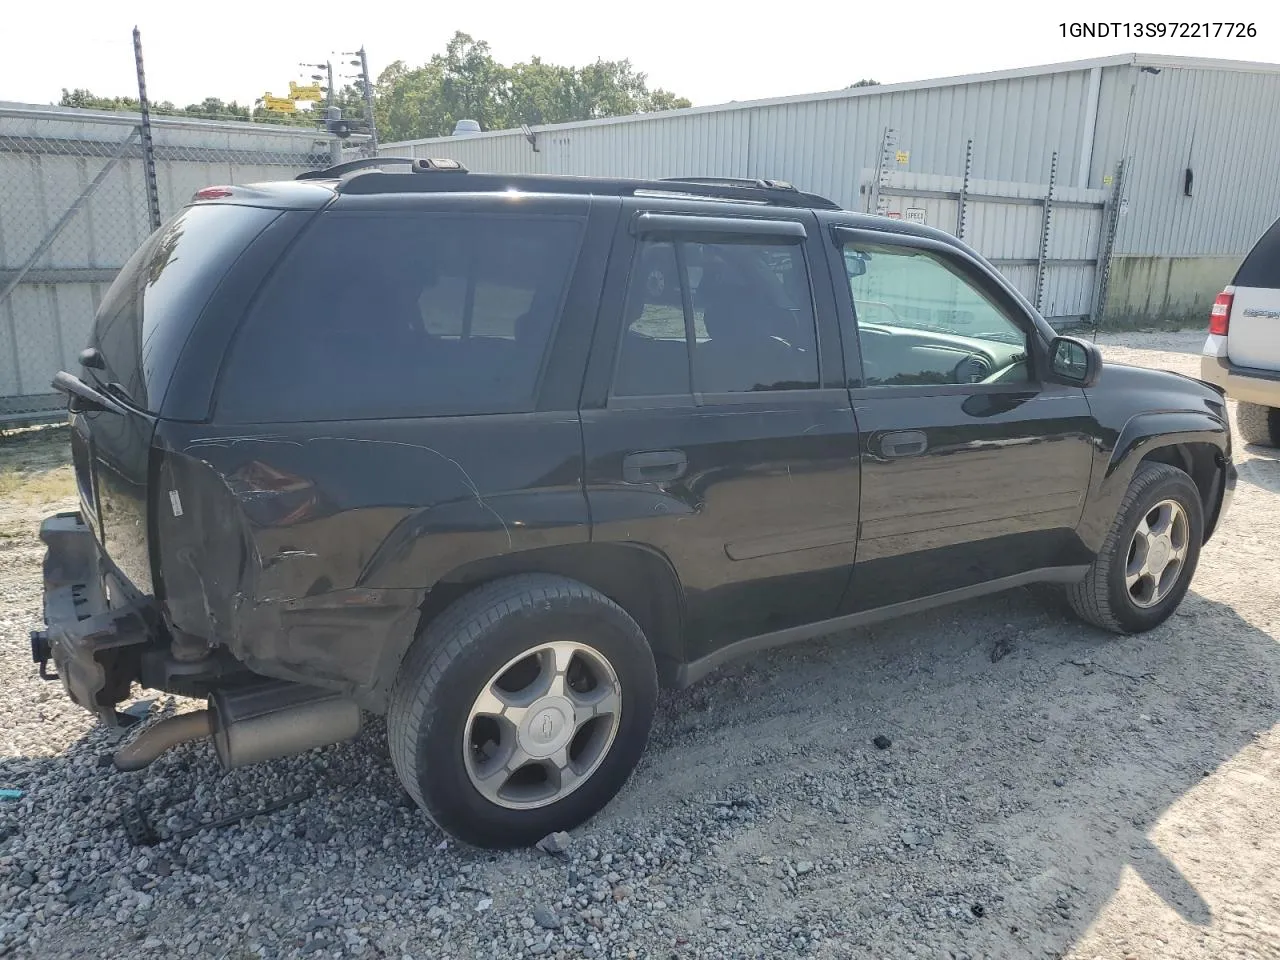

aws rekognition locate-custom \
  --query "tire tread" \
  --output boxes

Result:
[386,574,638,829]
[1066,462,1194,633]
[1236,401,1280,448]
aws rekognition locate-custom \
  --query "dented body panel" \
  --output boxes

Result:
[152,413,590,709]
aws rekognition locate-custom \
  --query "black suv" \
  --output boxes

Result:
[34,159,1235,848]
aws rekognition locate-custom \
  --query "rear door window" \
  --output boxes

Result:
[90,204,279,412]
[612,238,819,398]
[216,213,583,423]
[1234,216,1280,288]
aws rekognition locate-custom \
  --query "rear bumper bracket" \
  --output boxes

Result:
[38,512,157,724]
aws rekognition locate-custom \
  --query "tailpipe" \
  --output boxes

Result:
[113,710,213,771]
[113,681,361,772]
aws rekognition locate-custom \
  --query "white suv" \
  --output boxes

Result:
[1202,215,1280,447]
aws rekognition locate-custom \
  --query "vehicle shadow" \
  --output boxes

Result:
[1237,447,1280,494]
[631,585,1279,957]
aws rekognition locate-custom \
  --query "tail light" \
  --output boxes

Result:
[1209,289,1233,336]
[192,186,234,201]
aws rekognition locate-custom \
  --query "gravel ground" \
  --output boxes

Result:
[1,330,1277,960]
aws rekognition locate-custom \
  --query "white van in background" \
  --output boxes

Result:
[1202,216,1280,447]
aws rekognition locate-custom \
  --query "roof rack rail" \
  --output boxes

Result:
[662,176,798,191]
[296,156,469,181]
[297,156,413,181]
[336,171,840,209]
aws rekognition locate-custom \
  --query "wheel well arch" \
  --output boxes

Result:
[414,542,687,686]
[1137,441,1225,539]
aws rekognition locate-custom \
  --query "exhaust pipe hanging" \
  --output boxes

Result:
[113,681,361,772]
[113,710,213,771]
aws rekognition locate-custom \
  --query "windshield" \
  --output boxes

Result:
[89,204,278,413]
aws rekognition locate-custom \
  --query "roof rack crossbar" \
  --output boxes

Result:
[336,171,839,209]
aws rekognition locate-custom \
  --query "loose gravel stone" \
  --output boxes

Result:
[535,831,571,857]
[531,905,561,930]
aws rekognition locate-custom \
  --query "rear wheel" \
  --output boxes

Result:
[1236,401,1280,447]
[387,574,658,848]
[1067,462,1203,633]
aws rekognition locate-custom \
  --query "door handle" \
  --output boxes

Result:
[879,431,928,458]
[623,450,688,483]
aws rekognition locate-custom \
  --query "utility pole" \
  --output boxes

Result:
[357,47,378,154]
[341,47,379,156]
[132,26,162,231]
[325,60,341,165]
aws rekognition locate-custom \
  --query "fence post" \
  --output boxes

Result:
[1091,159,1128,337]
[1034,151,1058,316]
[956,138,973,241]
[868,127,897,215]
[133,27,162,231]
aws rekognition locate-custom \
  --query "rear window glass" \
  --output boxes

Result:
[216,212,583,423]
[91,204,279,413]
[1234,216,1280,288]
[613,238,819,397]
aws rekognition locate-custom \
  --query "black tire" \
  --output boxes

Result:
[1236,401,1280,448]
[1067,462,1204,633]
[387,574,658,849]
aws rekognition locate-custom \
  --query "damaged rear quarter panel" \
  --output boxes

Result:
[151,414,588,708]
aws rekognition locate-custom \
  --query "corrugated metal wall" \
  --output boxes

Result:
[385,56,1280,271]
[1090,65,1280,256]
[384,64,1104,213]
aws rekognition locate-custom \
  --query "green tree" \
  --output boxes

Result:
[848,78,880,88]
[375,32,692,141]
[331,83,370,123]
[60,88,175,114]
[60,87,319,127]
[374,34,508,140]
[182,97,251,121]
[499,57,577,127]
[58,33,692,142]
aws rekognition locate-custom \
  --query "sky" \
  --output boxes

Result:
[2,0,1274,119]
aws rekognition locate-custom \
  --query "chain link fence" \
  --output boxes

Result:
[0,104,339,426]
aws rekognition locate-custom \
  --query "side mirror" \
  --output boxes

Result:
[1047,335,1102,388]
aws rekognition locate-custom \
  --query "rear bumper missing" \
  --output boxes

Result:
[35,512,157,724]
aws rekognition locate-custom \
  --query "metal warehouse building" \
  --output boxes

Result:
[381,53,1280,330]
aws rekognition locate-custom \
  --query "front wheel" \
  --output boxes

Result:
[1067,462,1204,633]
[387,574,658,848]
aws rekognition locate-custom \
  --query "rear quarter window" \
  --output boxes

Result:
[1234,216,1280,288]
[215,212,584,423]
[90,204,280,412]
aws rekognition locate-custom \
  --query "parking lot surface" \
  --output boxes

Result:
[0,330,1276,960]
